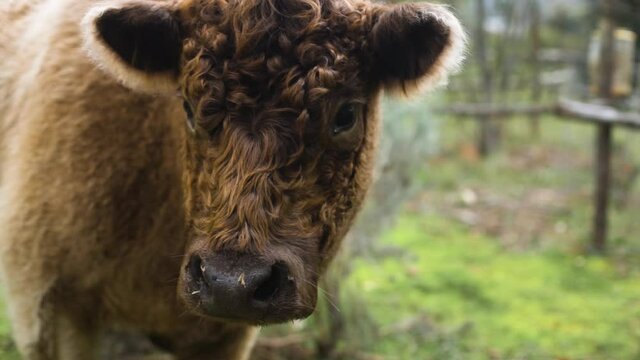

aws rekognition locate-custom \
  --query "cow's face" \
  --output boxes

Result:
[83,0,464,324]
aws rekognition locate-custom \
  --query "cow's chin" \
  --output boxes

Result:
[176,265,318,326]
[177,279,317,325]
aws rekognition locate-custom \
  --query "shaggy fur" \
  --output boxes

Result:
[0,0,464,358]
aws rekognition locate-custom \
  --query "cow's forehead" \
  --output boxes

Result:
[180,0,372,124]
[182,0,373,64]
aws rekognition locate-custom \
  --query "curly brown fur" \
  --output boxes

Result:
[180,0,380,269]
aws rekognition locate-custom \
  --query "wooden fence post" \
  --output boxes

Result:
[593,123,612,252]
[592,0,615,253]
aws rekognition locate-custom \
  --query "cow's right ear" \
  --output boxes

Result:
[369,3,466,96]
[82,2,183,93]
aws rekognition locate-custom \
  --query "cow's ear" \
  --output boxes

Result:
[82,2,183,93]
[370,3,466,95]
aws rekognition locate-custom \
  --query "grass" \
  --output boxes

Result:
[0,295,18,359]
[425,114,640,259]
[347,213,640,359]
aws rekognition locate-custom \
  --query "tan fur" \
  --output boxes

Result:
[0,0,464,358]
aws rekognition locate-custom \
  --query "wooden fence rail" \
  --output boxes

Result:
[437,103,553,118]
[557,99,640,129]
[436,99,640,128]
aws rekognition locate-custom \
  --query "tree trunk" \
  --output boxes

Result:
[475,0,499,156]
[529,0,542,138]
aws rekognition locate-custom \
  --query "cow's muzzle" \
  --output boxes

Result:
[183,251,302,324]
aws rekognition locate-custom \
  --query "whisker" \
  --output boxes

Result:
[300,278,340,313]
[316,286,341,313]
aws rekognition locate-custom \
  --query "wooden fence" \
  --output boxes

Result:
[435,99,640,253]
[437,0,640,253]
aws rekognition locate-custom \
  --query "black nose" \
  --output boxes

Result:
[185,252,294,322]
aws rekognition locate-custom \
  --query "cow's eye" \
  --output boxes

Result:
[182,100,196,132]
[333,104,356,135]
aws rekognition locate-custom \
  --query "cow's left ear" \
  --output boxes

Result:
[82,1,183,93]
[370,3,466,95]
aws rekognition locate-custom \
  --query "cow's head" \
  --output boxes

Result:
[82,0,464,324]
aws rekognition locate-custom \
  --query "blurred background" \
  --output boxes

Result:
[2,0,640,359]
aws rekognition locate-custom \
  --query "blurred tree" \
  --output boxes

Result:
[588,0,640,52]
[475,0,500,156]
[529,0,542,137]
[610,0,640,36]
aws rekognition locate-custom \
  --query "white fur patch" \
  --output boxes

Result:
[419,5,467,89]
[81,3,179,94]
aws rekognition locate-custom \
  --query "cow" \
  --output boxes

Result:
[0,0,465,358]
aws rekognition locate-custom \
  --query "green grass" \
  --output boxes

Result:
[0,294,19,359]
[348,214,640,360]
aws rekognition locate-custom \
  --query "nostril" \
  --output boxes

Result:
[187,255,204,285]
[253,262,289,303]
